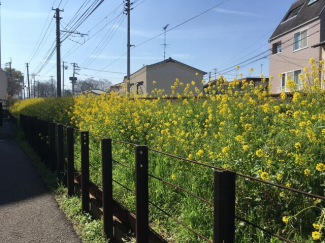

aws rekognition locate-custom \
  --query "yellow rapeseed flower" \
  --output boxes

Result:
[304,169,311,177]
[171,173,176,181]
[316,163,325,172]
[295,142,301,149]
[196,149,204,157]
[313,223,321,230]
[312,231,321,240]
[261,172,269,181]
[282,216,289,224]
[256,149,264,158]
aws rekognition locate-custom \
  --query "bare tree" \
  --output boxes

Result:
[74,78,112,93]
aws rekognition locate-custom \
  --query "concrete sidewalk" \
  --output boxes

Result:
[0,120,81,243]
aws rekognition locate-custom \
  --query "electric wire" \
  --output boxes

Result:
[28,0,57,64]
[81,13,126,66]
[91,0,230,75]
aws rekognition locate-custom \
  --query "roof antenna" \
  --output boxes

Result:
[162,24,169,61]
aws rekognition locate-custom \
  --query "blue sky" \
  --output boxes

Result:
[1,0,294,89]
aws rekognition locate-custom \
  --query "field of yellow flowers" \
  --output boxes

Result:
[11,61,325,242]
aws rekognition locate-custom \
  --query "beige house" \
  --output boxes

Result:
[269,0,325,94]
[0,69,8,100]
[111,57,206,96]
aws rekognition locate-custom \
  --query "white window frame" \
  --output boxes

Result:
[281,69,303,92]
[293,29,308,52]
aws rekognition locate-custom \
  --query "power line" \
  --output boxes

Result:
[60,0,105,44]
[28,0,57,63]
[62,11,124,60]
[217,19,324,75]
[91,0,230,75]
[81,13,126,66]
[62,0,70,9]
[37,0,106,77]
[79,66,126,74]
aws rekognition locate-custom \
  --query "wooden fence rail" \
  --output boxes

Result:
[19,114,236,243]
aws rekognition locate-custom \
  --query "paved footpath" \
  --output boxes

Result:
[0,120,81,243]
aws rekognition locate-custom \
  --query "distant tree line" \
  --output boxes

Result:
[4,66,112,99]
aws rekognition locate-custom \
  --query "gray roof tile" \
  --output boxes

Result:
[270,0,325,41]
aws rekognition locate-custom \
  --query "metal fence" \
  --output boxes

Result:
[18,114,323,243]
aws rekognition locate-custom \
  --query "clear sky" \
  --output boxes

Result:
[1,0,294,90]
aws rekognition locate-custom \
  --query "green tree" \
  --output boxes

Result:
[4,67,24,97]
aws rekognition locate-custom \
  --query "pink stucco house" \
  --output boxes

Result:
[269,0,325,93]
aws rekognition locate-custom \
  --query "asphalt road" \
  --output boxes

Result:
[0,120,81,243]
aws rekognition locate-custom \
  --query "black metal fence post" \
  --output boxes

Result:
[44,121,50,167]
[81,131,89,213]
[135,145,149,243]
[101,138,113,239]
[57,124,64,180]
[0,102,2,127]
[36,118,41,156]
[49,122,56,171]
[27,116,31,144]
[213,171,236,243]
[67,127,75,196]
[32,117,37,150]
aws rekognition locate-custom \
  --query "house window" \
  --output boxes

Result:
[294,70,302,86]
[293,30,308,51]
[282,69,302,90]
[136,81,144,94]
[272,42,282,54]
[283,4,303,22]
[130,83,135,93]
[309,0,318,5]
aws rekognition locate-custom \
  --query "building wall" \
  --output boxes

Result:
[145,62,204,97]
[269,19,321,94]
[130,67,147,95]
[0,70,8,99]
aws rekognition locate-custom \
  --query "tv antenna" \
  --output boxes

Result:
[162,24,169,60]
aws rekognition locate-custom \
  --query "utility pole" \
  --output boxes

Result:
[38,80,40,97]
[32,74,36,97]
[50,76,54,97]
[26,63,30,98]
[124,0,133,95]
[22,74,25,99]
[261,64,263,75]
[208,72,211,82]
[62,61,68,96]
[53,8,63,97]
[71,63,79,95]
[8,59,12,96]
[214,68,217,80]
